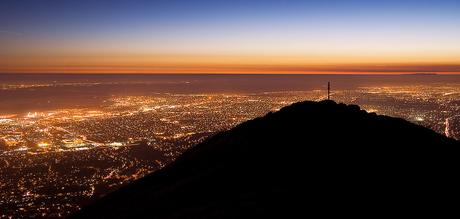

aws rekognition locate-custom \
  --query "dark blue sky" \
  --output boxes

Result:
[2,0,459,35]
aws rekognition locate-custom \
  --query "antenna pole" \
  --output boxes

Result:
[327,82,330,100]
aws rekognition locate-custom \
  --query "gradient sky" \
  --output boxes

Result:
[1,0,460,74]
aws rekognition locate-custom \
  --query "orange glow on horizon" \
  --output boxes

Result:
[2,68,460,75]
[1,54,460,74]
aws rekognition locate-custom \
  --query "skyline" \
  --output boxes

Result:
[1,0,460,74]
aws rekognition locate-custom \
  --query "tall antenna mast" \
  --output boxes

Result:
[327,81,330,100]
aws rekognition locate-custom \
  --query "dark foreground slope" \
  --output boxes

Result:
[74,101,460,218]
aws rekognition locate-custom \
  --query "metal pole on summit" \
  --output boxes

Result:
[327,82,330,100]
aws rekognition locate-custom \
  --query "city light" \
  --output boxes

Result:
[1,86,460,217]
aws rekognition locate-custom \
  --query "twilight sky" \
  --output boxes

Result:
[1,0,460,74]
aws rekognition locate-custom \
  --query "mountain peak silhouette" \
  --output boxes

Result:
[73,100,460,218]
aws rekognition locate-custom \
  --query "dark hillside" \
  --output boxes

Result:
[73,100,460,218]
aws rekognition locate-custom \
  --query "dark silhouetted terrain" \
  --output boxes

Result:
[73,100,460,218]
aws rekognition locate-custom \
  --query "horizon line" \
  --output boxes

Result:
[1,72,459,75]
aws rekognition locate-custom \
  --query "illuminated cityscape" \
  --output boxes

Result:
[2,0,460,217]
[1,81,460,217]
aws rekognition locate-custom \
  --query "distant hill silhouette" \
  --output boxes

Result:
[73,100,460,218]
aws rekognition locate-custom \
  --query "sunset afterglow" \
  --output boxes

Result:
[1,0,460,74]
